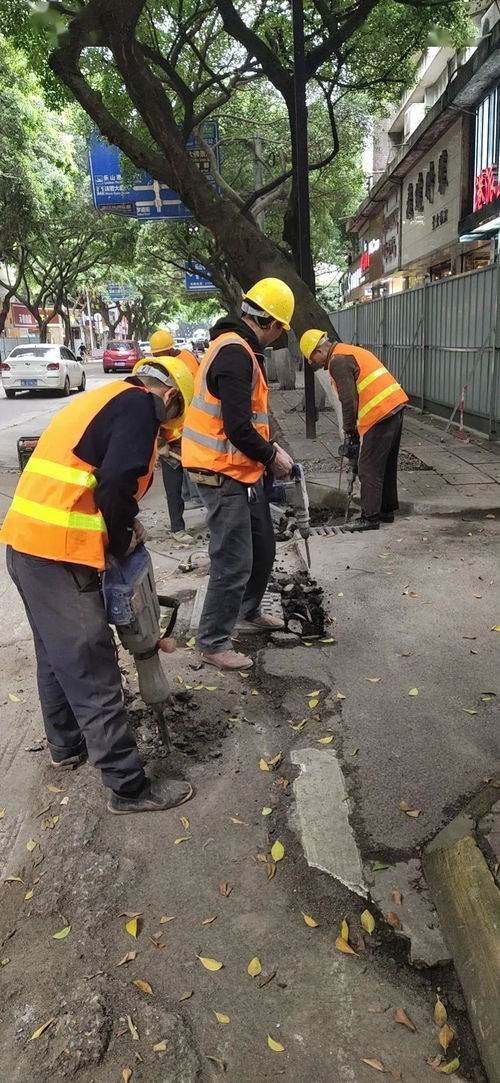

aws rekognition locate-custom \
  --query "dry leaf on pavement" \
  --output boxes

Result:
[126,918,139,938]
[433,995,447,1026]
[197,955,223,971]
[153,1041,168,1052]
[439,1024,455,1052]
[360,910,375,934]
[386,912,401,930]
[408,687,419,696]
[174,836,191,844]
[214,1012,230,1023]
[218,882,232,897]
[202,916,217,925]
[122,1070,133,1083]
[340,918,349,942]
[28,1018,57,1041]
[205,1054,226,1071]
[132,979,154,995]
[267,1035,285,1052]
[116,951,138,967]
[335,937,357,955]
[362,1058,386,1072]
[52,925,71,939]
[127,1015,139,1041]
[301,912,319,928]
[119,911,143,918]
[433,1059,460,1075]
[391,890,403,905]
[271,840,285,862]
[179,990,193,1001]
[394,1007,416,1031]
[247,957,262,977]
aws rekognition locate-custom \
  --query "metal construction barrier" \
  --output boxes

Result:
[329,262,500,438]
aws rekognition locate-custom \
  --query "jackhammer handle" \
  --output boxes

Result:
[157,594,180,640]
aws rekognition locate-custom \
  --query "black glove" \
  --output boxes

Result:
[338,434,360,460]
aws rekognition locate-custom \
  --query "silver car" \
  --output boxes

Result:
[1,344,86,399]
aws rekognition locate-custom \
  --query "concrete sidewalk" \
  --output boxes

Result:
[270,381,500,516]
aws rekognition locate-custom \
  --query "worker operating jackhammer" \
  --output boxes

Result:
[0,357,195,815]
[300,330,408,531]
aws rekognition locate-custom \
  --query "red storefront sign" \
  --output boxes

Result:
[360,251,370,272]
[10,303,38,330]
[474,164,500,211]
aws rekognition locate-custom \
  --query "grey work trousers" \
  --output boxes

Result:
[6,546,145,796]
[358,408,404,520]
[196,476,275,653]
[161,457,186,533]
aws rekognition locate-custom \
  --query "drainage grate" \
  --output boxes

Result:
[308,525,342,537]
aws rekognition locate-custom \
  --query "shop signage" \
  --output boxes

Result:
[432,208,449,230]
[474,164,499,211]
[383,198,400,272]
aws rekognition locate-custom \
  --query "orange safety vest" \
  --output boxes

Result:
[0,381,157,571]
[330,343,408,436]
[181,332,270,483]
[176,347,199,380]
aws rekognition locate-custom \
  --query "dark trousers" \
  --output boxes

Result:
[161,457,185,533]
[196,476,275,653]
[358,409,404,520]
[6,546,145,796]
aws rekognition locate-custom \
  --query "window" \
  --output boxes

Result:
[475,87,500,177]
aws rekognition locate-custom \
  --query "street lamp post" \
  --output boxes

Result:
[291,0,316,439]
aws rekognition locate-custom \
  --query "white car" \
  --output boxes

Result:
[1,344,86,399]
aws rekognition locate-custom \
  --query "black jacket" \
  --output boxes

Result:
[207,316,275,467]
[74,377,165,558]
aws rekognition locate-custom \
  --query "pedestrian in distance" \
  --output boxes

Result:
[148,329,201,542]
[1,357,195,814]
[182,277,295,670]
[300,330,408,531]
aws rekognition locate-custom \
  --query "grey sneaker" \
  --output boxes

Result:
[235,614,285,635]
[107,778,193,815]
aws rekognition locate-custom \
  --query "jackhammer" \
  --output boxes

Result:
[338,436,360,524]
[267,462,311,567]
[102,545,179,751]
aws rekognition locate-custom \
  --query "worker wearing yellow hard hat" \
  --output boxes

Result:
[181,276,296,671]
[149,328,199,379]
[300,328,408,532]
[133,353,197,544]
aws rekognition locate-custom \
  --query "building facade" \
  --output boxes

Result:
[342,3,500,303]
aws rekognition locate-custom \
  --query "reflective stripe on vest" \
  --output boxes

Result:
[358,382,403,422]
[23,456,97,490]
[181,333,269,483]
[10,495,106,533]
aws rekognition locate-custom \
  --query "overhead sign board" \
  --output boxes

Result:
[89,121,220,220]
[185,263,218,292]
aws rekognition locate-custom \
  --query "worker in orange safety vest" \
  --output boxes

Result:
[300,330,408,531]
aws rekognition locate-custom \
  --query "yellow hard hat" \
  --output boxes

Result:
[150,328,174,354]
[132,354,194,433]
[243,278,295,330]
[299,329,329,361]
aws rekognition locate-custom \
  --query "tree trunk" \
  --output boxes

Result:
[273,347,296,390]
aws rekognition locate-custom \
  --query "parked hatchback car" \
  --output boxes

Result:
[1,344,86,399]
[102,340,143,373]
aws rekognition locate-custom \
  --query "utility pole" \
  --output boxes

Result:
[86,287,95,352]
[254,137,266,232]
[291,0,316,438]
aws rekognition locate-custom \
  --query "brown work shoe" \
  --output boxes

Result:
[200,649,253,670]
[107,778,193,815]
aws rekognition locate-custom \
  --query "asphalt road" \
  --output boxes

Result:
[0,362,112,470]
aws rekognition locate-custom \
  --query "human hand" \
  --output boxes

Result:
[159,636,176,654]
[269,443,294,480]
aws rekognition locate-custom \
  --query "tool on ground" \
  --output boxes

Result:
[267,462,311,567]
[17,436,40,471]
[338,436,360,524]
[103,545,180,751]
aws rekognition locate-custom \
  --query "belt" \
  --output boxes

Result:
[187,469,224,487]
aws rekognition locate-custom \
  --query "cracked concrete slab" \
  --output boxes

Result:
[365,858,451,968]
[290,747,367,897]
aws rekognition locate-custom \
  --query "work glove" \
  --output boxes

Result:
[338,434,360,461]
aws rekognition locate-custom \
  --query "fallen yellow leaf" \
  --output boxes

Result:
[491,625,500,632]
[340,918,349,942]
[439,1024,455,1053]
[153,1041,168,1052]
[394,1007,416,1031]
[0,809,4,819]
[26,839,36,852]
[174,836,191,844]
[434,1059,460,1075]
[301,912,319,928]
[307,690,321,696]
[366,677,381,683]
[386,911,401,930]
[218,882,232,897]
[116,951,138,967]
[206,1054,226,1071]
[126,917,139,938]
[247,956,262,977]
[122,1070,133,1083]
[180,816,190,830]
[28,1017,57,1041]
[336,691,346,699]
[8,693,21,702]
[197,955,223,971]
[308,698,319,709]
[392,890,403,905]
[434,995,448,1026]
[24,889,34,901]
[127,1014,139,1040]
[4,876,23,883]
[362,1059,386,1072]
[290,719,308,731]
[463,708,478,715]
[47,786,63,794]
[262,807,273,816]
[239,671,250,677]
[52,925,71,939]
[205,686,217,692]
[335,936,357,955]
[259,758,270,771]
[230,817,247,825]
[214,1012,230,1023]
[317,735,334,744]
[159,915,175,924]
[202,916,217,925]
[60,796,69,805]
[271,840,285,862]
[360,909,375,934]
[267,1035,285,1052]
[132,979,154,995]
[179,990,193,1001]
[408,687,419,696]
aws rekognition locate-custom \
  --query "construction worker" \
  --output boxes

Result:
[182,277,295,670]
[300,330,408,531]
[149,330,200,542]
[0,357,195,814]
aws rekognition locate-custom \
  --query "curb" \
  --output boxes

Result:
[306,478,500,519]
[423,783,500,1083]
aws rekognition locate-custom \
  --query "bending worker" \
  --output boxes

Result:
[300,330,408,532]
[182,277,295,670]
[0,356,194,815]
[149,329,200,542]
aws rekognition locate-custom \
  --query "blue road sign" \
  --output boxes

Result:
[89,122,220,220]
[185,263,218,292]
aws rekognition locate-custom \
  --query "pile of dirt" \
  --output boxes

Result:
[124,680,228,761]
[270,569,326,638]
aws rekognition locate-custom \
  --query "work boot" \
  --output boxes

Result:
[235,614,285,635]
[50,748,88,769]
[107,777,193,815]
[343,516,380,532]
[200,649,253,670]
